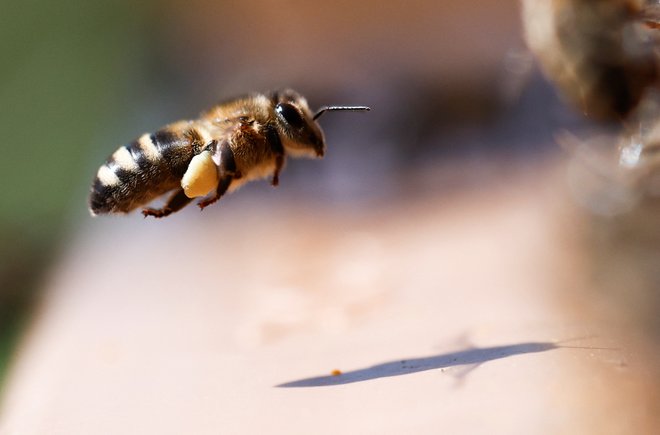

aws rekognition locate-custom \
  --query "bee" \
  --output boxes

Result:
[521,0,659,121]
[89,89,369,218]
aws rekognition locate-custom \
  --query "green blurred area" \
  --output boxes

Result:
[0,0,155,385]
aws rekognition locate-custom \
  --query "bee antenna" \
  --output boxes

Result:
[313,106,371,121]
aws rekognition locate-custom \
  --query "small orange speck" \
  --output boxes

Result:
[331,369,342,376]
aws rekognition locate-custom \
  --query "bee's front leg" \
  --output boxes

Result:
[266,125,285,186]
[272,154,284,187]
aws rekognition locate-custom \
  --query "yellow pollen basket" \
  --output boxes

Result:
[181,151,219,198]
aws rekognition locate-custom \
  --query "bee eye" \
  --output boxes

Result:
[276,103,305,129]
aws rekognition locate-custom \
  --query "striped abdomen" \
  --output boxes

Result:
[89,126,201,215]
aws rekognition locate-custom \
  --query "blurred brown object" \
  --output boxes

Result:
[523,0,660,422]
[521,0,658,121]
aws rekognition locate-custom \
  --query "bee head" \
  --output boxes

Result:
[272,89,370,158]
[272,89,326,158]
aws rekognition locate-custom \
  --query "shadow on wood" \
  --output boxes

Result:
[276,341,558,387]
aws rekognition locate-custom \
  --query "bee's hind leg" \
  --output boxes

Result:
[197,176,232,210]
[142,189,192,218]
[198,140,237,211]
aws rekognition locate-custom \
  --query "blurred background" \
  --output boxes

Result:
[1,0,658,432]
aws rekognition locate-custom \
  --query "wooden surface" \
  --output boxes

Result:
[0,162,657,434]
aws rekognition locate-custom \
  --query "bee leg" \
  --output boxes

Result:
[142,189,192,218]
[266,125,285,186]
[197,176,232,210]
[198,140,237,210]
[272,154,284,187]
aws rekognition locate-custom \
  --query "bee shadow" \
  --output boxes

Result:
[275,341,558,388]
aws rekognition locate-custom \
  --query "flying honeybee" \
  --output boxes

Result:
[89,89,369,218]
[521,0,659,121]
